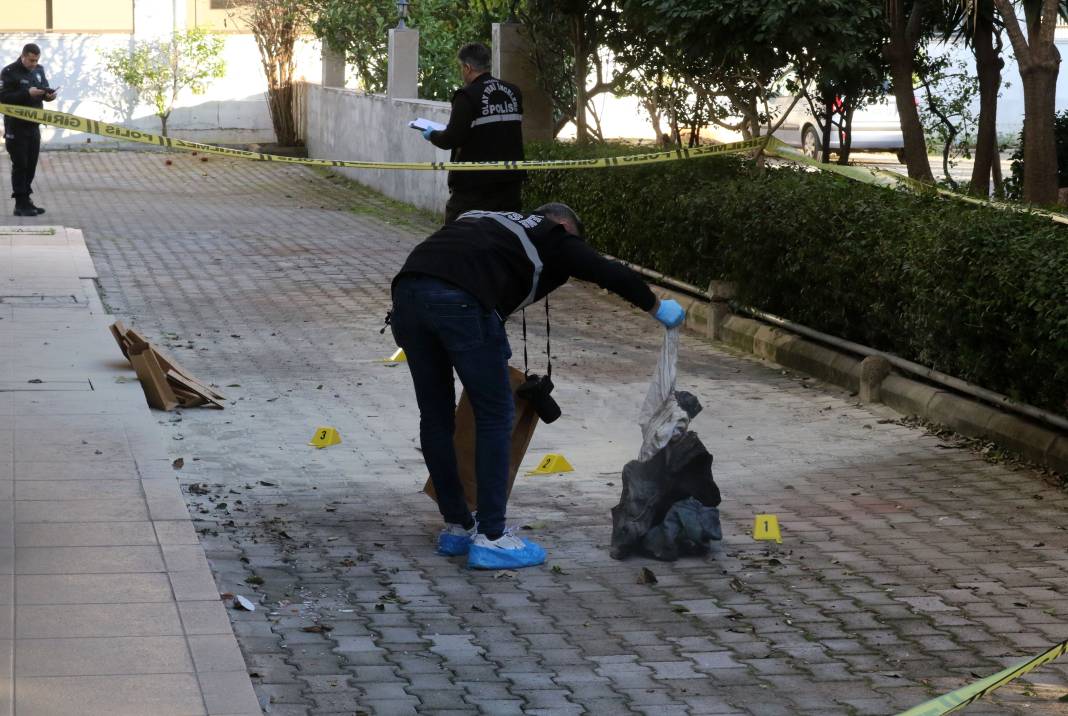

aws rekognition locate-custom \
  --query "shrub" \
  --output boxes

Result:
[524,141,1068,416]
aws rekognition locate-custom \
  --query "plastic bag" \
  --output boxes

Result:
[637,328,691,461]
[610,330,721,561]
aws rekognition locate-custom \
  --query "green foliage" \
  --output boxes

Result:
[613,0,887,145]
[524,141,1068,415]
[410,0,498,100]
[101,29,225,135]
[1005,109,1068,200]
[309,0,393,93]
[309,0,508,100]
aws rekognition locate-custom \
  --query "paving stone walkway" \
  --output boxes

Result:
[7,149,1068,715]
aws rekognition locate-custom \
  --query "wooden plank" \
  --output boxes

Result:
[109,320,132,360]
[167,370,223,409]
[121,328,225,401]
[129,348,179,411]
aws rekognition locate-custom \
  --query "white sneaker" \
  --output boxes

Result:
[468,532,546,569]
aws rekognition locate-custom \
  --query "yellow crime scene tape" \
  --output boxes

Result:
[895,638,1068,715]
[4,102,1067,225]
[0,102,770,171]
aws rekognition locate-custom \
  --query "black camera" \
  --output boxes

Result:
[516,373,561,423]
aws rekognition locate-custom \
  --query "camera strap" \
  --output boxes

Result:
[521,295,551,379]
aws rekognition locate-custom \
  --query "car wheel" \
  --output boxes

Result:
[802,126,821,160]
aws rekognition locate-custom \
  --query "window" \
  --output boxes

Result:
[0,0,133,32]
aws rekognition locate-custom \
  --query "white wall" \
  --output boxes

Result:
[303,82,452,215]
[0,31,322,145]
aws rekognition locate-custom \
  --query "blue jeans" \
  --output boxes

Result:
[391,275,514,538]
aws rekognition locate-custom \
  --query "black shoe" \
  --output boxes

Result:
[28,203,45,215]
[13,206,37,217]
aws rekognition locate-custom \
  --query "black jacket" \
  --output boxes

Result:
[429,73,524,191]
[0,59,51,134]
[394,211,656,317]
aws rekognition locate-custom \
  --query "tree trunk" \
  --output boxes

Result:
[268,82,296,146]
[886,49,933,181]
[993,0,1061,204]
[160,113,169,137]
[820,89,833,163]
[571,14,589,144]
[837,97,855,165]
[883,0,933,181]
[1020,55,1060,204]
[969,16,1001,197]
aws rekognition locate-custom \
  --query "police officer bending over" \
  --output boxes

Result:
[390,204,686,570]
[1,43,56,217]
[422,43,525,223]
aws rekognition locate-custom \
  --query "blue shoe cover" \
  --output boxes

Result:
[467,534,546,570]
[437,527,473,556]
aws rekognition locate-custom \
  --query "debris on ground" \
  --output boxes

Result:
[232,595,256,611]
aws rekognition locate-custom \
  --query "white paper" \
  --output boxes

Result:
[409,117,446,132]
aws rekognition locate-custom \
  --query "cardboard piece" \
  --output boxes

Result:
[424,367,540,511]
[129,345,179,410]
[110,322,225,411]
[109,319,132,359]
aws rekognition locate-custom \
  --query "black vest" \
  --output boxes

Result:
[449,74,525,190]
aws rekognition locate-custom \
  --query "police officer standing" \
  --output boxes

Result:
[1,43,56,217]
[422,43,524,223]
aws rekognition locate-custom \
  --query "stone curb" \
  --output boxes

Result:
[654,285,1068,475]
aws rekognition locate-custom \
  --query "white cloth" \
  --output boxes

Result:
[637,328,690,462]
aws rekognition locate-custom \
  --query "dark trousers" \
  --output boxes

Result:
[390,275,514,538]
[5,126,41,204]
[444,182,522,224]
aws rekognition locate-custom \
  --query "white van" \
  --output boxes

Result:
[770,95,905,160]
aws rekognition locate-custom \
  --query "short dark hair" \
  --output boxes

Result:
[535,203,585,239]
[22,43,41,57]
[457,43,491,72]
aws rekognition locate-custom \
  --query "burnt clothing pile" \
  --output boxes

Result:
[610,329,722,561]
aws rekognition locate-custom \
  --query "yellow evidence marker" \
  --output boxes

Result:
[527,454,574,475]
[753,514,782,544]
[309,426,342,449]
[385,348,407,362]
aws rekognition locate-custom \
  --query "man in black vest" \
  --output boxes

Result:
[422,43,525,223]
[390,204,685,569]
[1,43,56,216]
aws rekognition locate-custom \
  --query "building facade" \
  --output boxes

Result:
[0,0,321,145]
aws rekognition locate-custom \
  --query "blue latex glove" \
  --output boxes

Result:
[654,299,685,328]
[422,126,435,141]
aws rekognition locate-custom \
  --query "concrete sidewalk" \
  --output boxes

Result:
[0,226,258,715]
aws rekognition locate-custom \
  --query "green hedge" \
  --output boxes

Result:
[523,142,1068,417]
